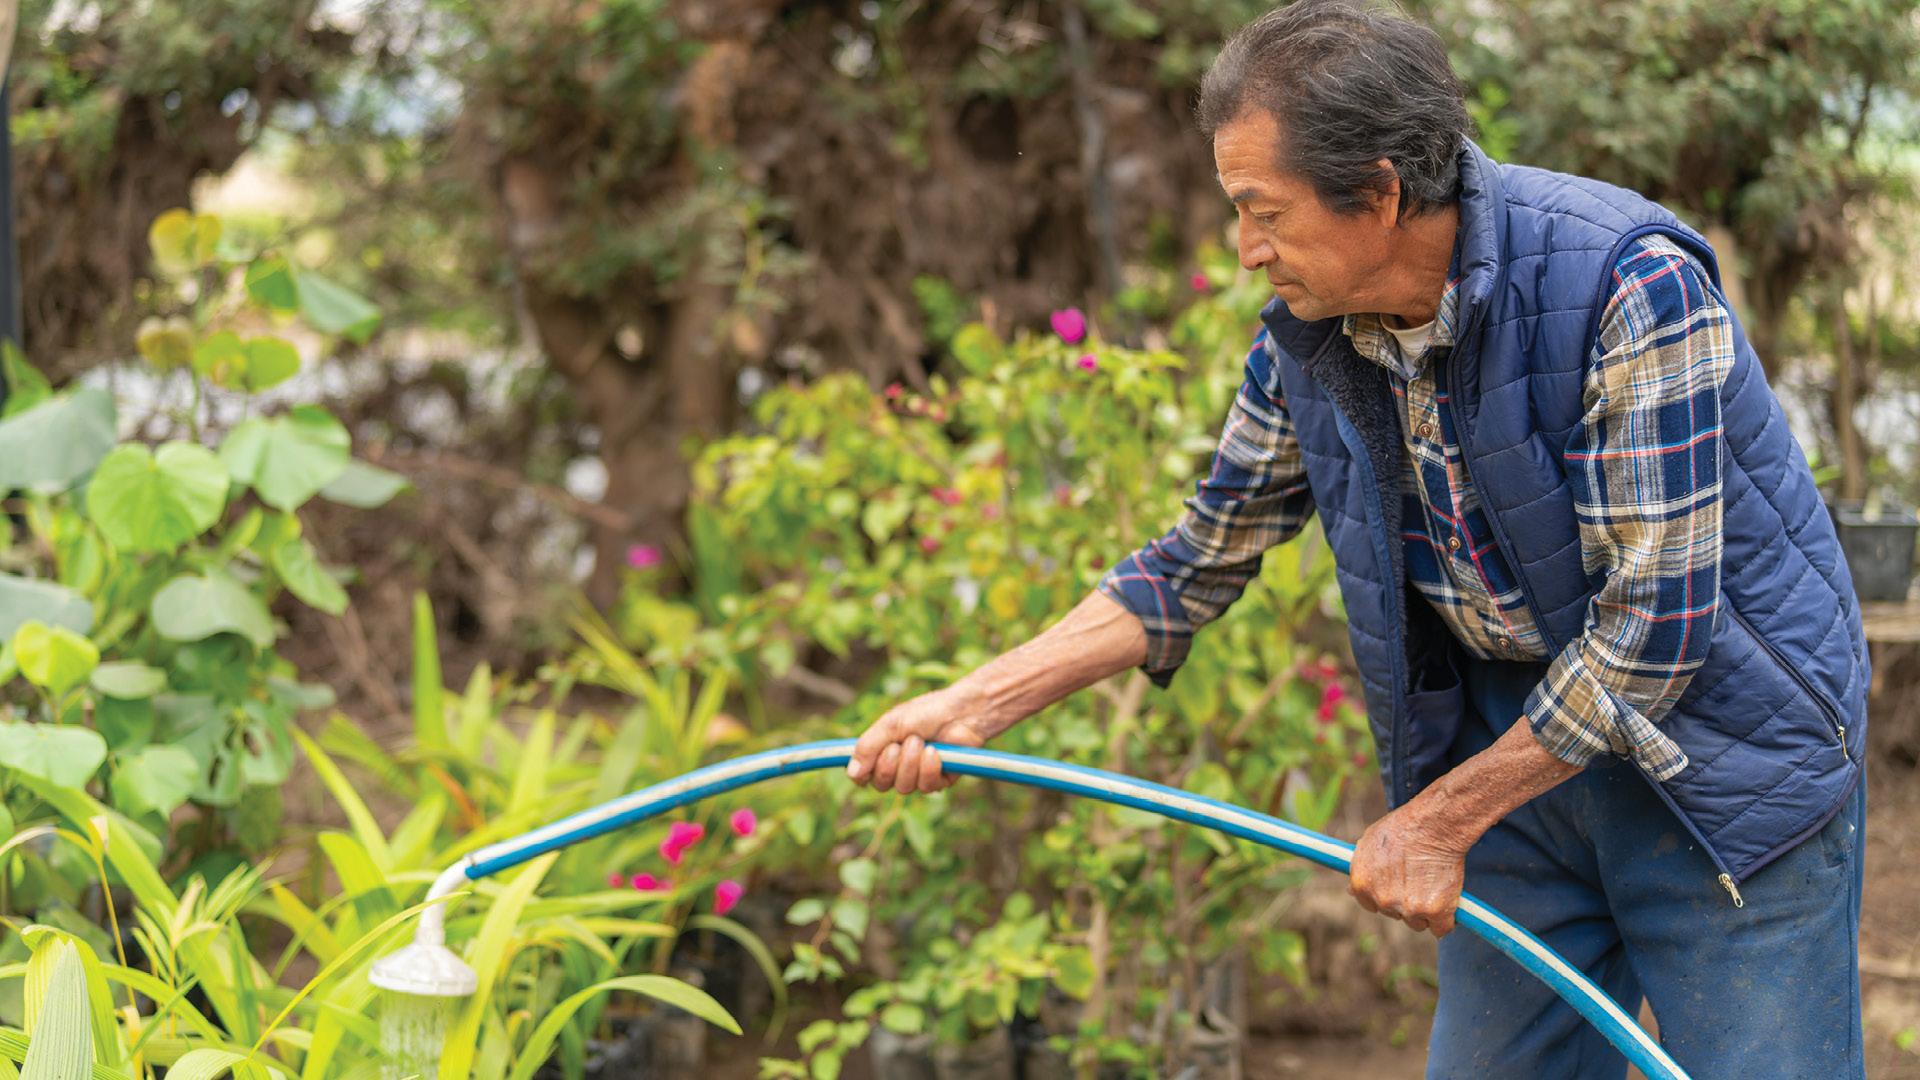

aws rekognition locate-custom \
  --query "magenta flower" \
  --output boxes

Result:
[626,544,663,570]
[1049,307,1087,345]
[918,536,941,555]
[730,808,757,838]
[885,382,904,400]
[661,821,706,866]
[1317,683,1347,723]
[607,872,627,889]
[714,879,744,917]
[1190,272,1210,292]
[1076,354,1098,372]
[932,487,963,507]
[632,872,668,891]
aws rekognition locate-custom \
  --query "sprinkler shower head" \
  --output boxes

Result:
[370,863,480,998]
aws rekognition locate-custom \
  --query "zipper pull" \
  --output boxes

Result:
[1717,873,1745,908]
[1837,725,1850,762]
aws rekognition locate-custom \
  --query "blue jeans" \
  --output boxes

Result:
[1426,656,1866,1080]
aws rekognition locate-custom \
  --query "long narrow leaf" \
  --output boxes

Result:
[20,944,91,1080]
[504,975,739,1080]
[294,730,393,871]
[413,591,447,751]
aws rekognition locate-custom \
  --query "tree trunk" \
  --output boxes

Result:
[1830,283,1867,502]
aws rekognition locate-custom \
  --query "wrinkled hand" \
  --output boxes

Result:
[1347,800,1475,938]
[845,686,996,794]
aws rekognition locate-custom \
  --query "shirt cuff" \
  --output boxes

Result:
[1522,650,1690,781]
[1096,560,1193,688]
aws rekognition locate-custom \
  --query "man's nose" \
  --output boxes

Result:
[1236,222,1273,272]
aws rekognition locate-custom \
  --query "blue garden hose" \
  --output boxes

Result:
[395,739,1691,1079]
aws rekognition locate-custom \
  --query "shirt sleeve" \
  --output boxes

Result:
[1097,330,1316,687]
[1522,236,1734,780]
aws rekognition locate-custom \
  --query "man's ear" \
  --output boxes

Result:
[1368,158,1404,228]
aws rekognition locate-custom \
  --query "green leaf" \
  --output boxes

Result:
[318,460,409,508]
[785,898,826,925]
[291,268,380,343]
[88,662,167,700]
[0,574,94,641]
[268,535,347,615]
[1,343,52,417]
[242,337,300,392]
[191,331,248,385]
[504,975,739,1080]
[85,442,229,554]
[837,858,877,896]
[219,407,350,511]
[878,1002,924,1035]
[19,942,91,1080]
[243,256,299,312]
[133,317,194,372]
[13,621,99,696]
[148,208,220,276]
[94,697,154,752]
[441,854,558,1080]
[150,574,275,649]
[0,722,107,788]
[412,592,446,751]
[109,745,199,818]
[0,389,117,493]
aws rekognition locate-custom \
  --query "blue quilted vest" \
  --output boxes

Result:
[1258,140,1869,888]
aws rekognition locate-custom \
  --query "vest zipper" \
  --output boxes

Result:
[1717,873,1744,908]
[1725,606,1850,762]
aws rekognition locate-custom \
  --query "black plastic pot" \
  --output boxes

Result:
[1829,500,1919,602]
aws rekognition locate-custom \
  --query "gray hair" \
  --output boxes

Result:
[1197,0,1471,220]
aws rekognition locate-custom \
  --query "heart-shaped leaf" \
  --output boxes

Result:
[191,331,247,386]
[109,745,200,818]
[0,389,117,493]
[319,459,410,508]
[150,573,275,649]
[292,267,380,343]
[0,721,107,788]
[244,255,299,311]
[0,574,93,641]
[269,534,348,615]
[89,662,167,700]
[86,441,229,554]
[148,208,221,276]
[219,407,350,511]
[12,622,99,697]
[243,336,300,392]
[134,317,195,371]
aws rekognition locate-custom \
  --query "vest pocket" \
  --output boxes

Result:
[1401,648,1466,797]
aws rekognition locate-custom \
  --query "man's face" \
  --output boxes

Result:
[1214,109,1395,322]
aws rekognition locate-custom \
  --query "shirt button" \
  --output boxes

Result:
[1496,635,1512,653]
[1418,422,1434,439]
[1447,535,1462,552]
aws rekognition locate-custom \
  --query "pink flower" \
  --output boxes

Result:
[1076,354,1098,372]
[1049,308,1087,345]
[1352,751,1371,769]
[1053,484,1073,508]
[607,872,627,889]
[932,487,963,507]
[885,382,904,400]
[919,536,940,555]
[714,879,744,917]
[1317,683,1347,723]
[1190,272,1210,292]
[661,821,706,865]
[632,872,668,891]
[730,808,757,838]
[626,544,663,570]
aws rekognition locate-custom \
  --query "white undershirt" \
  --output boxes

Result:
[1383,318,1437,370]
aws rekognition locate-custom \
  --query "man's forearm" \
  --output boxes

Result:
[1410,716,1581,849]
[952,590,1148,738]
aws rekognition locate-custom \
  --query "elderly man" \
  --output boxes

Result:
[847,2,1868,1076]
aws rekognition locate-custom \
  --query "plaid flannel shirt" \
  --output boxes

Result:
[1098,235,1732,780]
